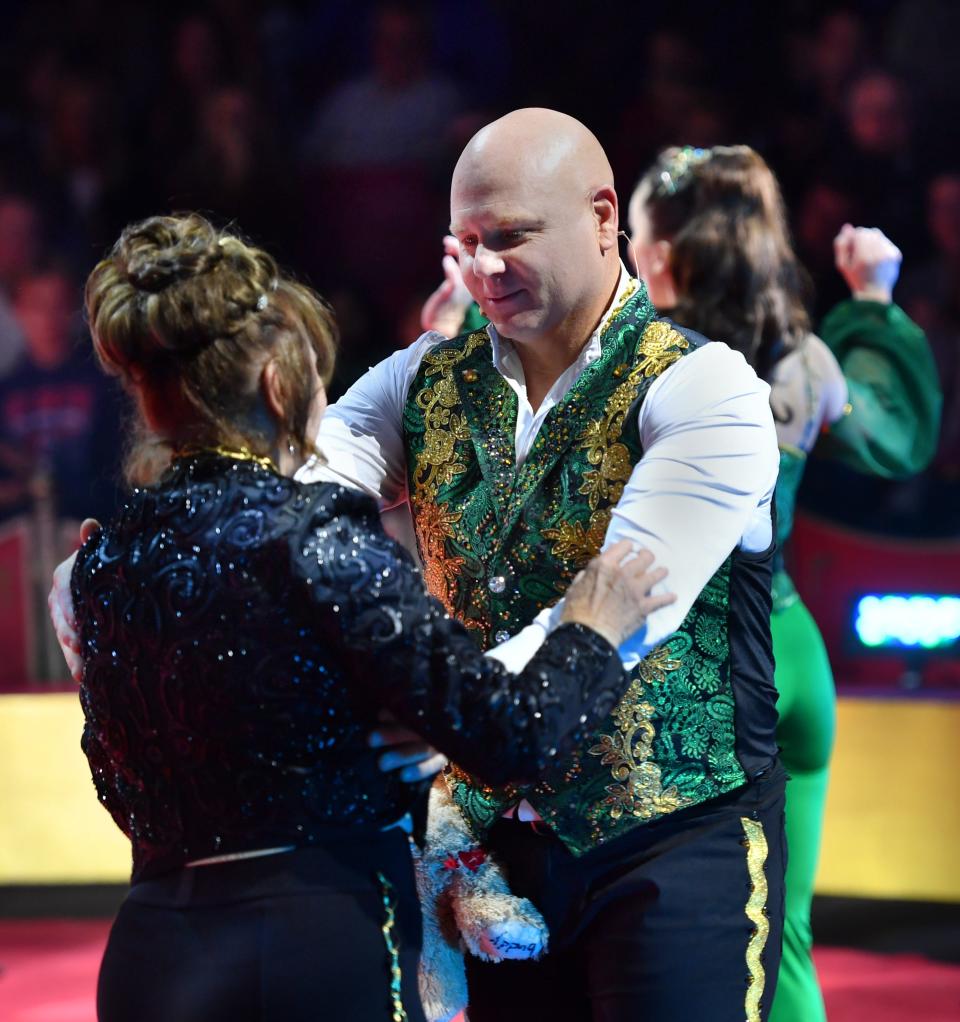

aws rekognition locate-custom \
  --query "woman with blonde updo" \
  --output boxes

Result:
[69,213,673,1022]
[627,146,940,1022]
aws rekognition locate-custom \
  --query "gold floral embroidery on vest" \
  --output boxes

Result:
[633,320,690,377]
[543,508,611,563]
[576,320,689,513]
[588,645,694,820]
[410,331,488,613]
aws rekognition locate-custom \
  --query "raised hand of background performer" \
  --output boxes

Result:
[834,224,902,304]
[420,236,473,338]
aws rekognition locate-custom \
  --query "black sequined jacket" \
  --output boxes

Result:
[72,452,627,882]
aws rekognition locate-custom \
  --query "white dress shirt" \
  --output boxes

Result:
[299,267,779,672]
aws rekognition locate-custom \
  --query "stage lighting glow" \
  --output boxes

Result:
[854,595,960,650]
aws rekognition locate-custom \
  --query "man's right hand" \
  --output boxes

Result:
[48,517,100,682]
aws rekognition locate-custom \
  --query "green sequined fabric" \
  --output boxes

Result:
[403,285,749,855]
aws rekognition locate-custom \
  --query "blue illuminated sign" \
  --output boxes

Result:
[854,595,960,650]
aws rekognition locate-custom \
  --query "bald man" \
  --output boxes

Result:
[51,109,784,1020]
[308,109,784,1022]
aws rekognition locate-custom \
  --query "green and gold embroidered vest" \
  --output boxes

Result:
[402,285,760,856]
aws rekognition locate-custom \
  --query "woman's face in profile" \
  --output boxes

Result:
[626,182,657,284]
[304,360,328,452]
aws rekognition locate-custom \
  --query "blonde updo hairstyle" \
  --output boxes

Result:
[85,213,337,483]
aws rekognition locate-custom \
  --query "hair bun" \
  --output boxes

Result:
[87,213,283,371]
[126,249,224,293]
[122,219,225,294]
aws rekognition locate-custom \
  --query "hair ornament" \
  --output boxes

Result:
[656,146,712,197]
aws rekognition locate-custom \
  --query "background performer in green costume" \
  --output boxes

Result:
[625,145,942,1022]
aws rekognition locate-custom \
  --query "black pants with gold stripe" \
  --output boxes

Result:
[466,761,787,1022]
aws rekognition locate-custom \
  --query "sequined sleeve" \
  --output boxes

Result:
[289,502,628,786]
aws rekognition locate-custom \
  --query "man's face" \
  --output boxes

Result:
[450,168,601,347]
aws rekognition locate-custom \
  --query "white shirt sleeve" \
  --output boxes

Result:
[296,332,445,506]
[488,343,779,671]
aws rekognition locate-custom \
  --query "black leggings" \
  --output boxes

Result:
[97,834,425,1022]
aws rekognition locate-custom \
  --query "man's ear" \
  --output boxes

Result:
[261,359,286,423]
[593,185,619,252]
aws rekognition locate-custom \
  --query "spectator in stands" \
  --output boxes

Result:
[612,30,717,190]
[0,194,42,297]
[899,172,960,529]
[827,70,923,258]
[34,73,134,264]
[303,2,462,331]
[303,3,461,170]
[0,194,39,376]
[169,85,299,266]
[794,180,861,318]
[0,269,120,523]
[151,13,230,164]
[809,10,869,119]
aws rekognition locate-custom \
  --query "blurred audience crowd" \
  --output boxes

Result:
[0,0,957,539]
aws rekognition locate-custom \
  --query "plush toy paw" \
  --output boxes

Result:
[415,778,551,1020]
[454,888,548,962]
[447,855,548,963]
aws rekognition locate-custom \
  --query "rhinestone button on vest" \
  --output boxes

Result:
[488,576,506,594]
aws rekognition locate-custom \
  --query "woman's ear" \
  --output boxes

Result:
[651,238,673,276]
[261,359,286,424]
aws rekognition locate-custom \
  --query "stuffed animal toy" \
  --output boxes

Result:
[415,777,549,1022]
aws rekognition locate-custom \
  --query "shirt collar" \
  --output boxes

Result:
[487,262,636,374]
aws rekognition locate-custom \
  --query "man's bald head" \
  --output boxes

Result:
[449,109,621,354]
[453,108,614,204]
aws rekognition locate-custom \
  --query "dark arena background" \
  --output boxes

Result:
[0,1,958,1019]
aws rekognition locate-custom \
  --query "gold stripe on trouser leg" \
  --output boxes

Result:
[740,816,770,1022]
[376,871,409,1022]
